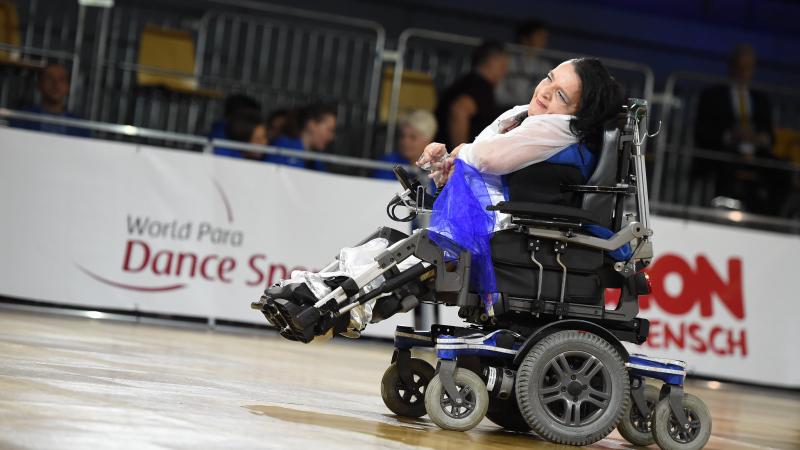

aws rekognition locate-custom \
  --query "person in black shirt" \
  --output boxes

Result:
[434,41,509,150]
[694,44,781,214]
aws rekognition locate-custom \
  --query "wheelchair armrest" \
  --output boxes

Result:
[488,201,604,226]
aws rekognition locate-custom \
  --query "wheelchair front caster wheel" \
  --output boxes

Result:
[381,358,435,418]
[424,368,489,431]
[618,384,659,446]
[651,393,712,450]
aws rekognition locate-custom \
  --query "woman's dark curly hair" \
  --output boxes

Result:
[568,58,625,152]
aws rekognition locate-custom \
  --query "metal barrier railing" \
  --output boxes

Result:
[195,2,386,158]
[651,201,800,235]
[0,107,208,145]
[6,0,387,156]
[207,139,410,172]
[384,27,656,154]
[0,108,409,173]
[650,145,799,218]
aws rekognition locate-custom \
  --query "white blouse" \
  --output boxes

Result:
[456,105,579,230]
[458,105,578,175]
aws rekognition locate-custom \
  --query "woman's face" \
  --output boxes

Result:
[398,124,432,164]
[249,124,268,146]
[528,61,581,116]
[307,114,337,151]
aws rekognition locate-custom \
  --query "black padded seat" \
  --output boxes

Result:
[490,229,605,304]
[488,200,605,226]
[580,126,621,229]
[504,162,585,207]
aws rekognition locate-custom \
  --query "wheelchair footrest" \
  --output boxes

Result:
[252,293,322,343]
[393,326,435,349]
[626,353,687,386]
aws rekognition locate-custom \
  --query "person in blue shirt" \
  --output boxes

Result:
[214,109,268,160]
[372,109,438,180]
[265,109,289,143]
[9,63,90,138]
[209,94,261,139]
[210,94,262,159]
[269,104,336,171]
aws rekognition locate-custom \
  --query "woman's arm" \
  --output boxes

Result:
[458,114,577,175]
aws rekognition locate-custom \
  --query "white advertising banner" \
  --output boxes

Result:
[0,128,413,338]
[621,218,800,388]
[2,128,799,387]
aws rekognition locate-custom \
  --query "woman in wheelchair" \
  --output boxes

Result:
[252,60,712,450]
[254,57,623,336]
[254,56,639,340]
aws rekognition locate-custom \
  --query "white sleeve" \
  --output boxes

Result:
[458,105,529,166]
[459,114,578,176]
[474,105,529,141]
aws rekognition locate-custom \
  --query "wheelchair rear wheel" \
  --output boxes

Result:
[515,330,629,446]
[380,358,435,418]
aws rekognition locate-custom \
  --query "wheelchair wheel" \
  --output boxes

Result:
[651,393,712,450]
[424,368,489,431]
[617,384,659,446]
[380,358,435,418]
[515,330,629,446]
[485,389,532,432]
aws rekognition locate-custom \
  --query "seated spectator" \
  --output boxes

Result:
[372,110,438,180]
[694,44,784,215]
[209,93,261,140]
[270,104,337,171]
[215,109,268,161]
[496,20,551,108]
[266,109,289,143]
[9,63,90,137]
[434,41,509,150]
[781,188,800,220]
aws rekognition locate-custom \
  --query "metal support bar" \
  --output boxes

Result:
[661,384,691,430]
[525,221,645,252]
[89,6,111,121]
[436,359,463,406]
[630,376,651,418]
[395,348,416,395]
[554,242,567,309]
[68,4,86,112]
[0,108,208,144]
[528,239,543,304]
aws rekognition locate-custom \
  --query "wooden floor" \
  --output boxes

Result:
[0,309,798,450]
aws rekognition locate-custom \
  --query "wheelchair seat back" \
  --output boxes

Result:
[581,126,621,230]
[504,163,586,207]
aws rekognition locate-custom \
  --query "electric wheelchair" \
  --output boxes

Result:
[251,99,712,449]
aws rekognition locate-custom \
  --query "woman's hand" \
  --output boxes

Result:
[416,142,448,169]
[417,142,468,187]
